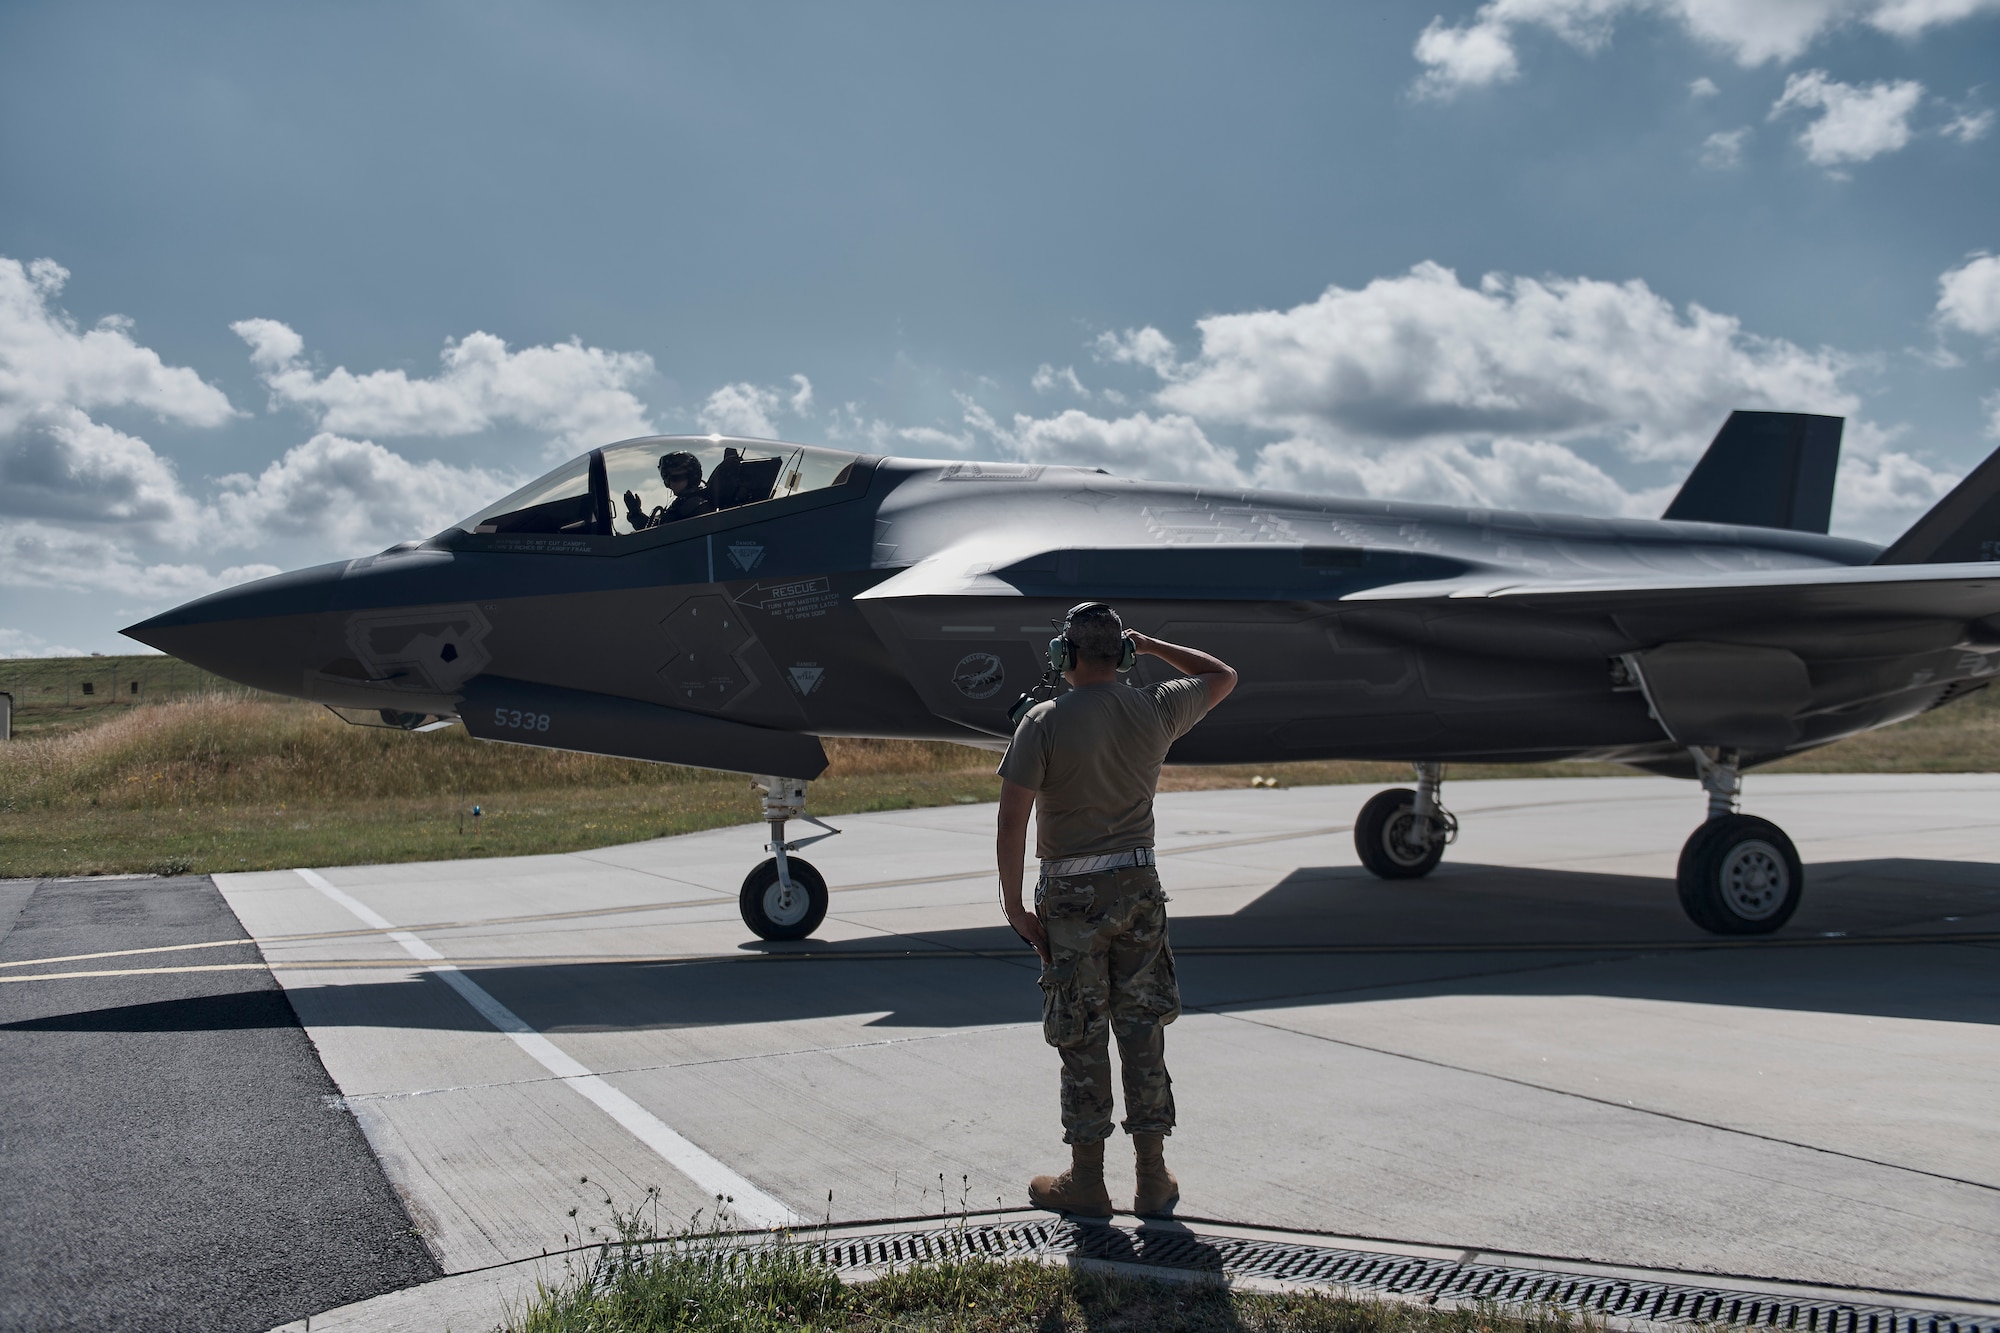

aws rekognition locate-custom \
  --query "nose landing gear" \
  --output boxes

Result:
[1675,748,1801,934]
[739,776,841,941]
[1354,761,1458,879]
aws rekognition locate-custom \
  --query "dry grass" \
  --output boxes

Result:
[1,682,1993,878]
[0,695,985,810]
[0,696,1003,877]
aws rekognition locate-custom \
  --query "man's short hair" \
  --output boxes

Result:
[1065,602,1125,665]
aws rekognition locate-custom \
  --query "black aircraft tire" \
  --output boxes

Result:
[1354,787,1446,880]
[1675,815,1802,935]
[739,858,830,941]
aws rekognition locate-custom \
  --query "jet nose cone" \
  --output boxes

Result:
[122,561,349,695]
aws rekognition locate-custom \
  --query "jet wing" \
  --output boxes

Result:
[1375,562,2000,645]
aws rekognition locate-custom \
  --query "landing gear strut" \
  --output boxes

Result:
[1354,761,1458,879]
[739,776,841,941]
[1675,747,1801,935]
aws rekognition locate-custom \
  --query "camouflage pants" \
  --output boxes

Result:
[1035,863,1180,1145]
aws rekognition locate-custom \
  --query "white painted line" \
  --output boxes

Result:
[291,867,797,1228]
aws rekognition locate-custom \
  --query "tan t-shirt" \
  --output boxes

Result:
[997,677,1211,860]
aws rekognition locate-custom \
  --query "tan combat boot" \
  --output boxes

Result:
[1131,1132,1179,1216]
[1028,1139,1113,1217]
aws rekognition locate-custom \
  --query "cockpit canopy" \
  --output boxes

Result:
[447,437,860,539]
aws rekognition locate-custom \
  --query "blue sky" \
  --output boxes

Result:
[2,0,1997,654]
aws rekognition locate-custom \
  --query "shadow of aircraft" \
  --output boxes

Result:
[11,856,1998,1038]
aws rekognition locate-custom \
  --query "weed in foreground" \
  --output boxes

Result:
[511,1186,1623,1333]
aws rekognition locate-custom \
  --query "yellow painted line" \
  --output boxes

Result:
[2,824,1368,973]
[0,963,275,983]
[11,929,1994,985]
[0,938,262,970]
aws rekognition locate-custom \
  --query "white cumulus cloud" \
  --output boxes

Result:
[1411,0,2000,98]
[1943,107,1995,141]
[0,408,201,529]
[964,401,1245,486]
[208,433,515,552]
[1031,364,1091,397]
[1139,261,1854,463]
[1936,253,2000,338]
[1770,70,1926,168]
[695,376,818,438]
[1701,127,1751,168]
[953,261,1905,532]
[232,319,655,451]
[1831,421,1961,532]
[0,256,234,541]
[0,626,89,658]
[0,519,278,599]
[0,258,236,437]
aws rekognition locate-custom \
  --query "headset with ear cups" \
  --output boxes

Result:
[1010,602,1138,727]
[1047,601,1138,675]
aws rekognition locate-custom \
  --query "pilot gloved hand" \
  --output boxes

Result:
[622,489,649,530]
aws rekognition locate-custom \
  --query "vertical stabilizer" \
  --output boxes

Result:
[1874,443,2000,564]
[1662,411,1842,533]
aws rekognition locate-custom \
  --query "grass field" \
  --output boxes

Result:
[1,653,1994,878]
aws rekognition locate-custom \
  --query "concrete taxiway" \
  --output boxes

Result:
[38,772,1993,1330]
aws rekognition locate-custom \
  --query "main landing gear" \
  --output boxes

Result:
[739,776,842,941]
[1675,748,1801,935]
[1351,753,1802,936]
[1353,761,1458,879]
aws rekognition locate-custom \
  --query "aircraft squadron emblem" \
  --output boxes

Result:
[953,652,1005,700]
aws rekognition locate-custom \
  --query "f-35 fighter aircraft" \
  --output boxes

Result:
[126,413,2000,940]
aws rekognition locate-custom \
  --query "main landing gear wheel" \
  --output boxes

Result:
[1354,787,1448,879]
[739,857,829,941]
[1676,814,1802,935]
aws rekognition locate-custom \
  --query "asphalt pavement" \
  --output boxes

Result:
[0,875,438,1333]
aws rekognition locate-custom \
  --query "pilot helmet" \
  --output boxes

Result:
[658,451,704,488]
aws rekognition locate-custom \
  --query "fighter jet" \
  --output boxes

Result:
[126,414,2000,941]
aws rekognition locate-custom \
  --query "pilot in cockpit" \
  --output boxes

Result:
[623,451,717,530]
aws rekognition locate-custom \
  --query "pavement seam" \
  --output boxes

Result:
[325,1022,1027,1104]
[1201,1003,2000,1197]
[290,867,801,1229]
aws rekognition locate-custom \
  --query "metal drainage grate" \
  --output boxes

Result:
[808,1220,1999,1333]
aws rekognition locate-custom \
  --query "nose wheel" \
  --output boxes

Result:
[739,775,840,942]
[740,857,829,940]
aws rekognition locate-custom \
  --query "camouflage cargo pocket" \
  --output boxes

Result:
[1118,943,1182,1027]
[1038,961,1091,1048]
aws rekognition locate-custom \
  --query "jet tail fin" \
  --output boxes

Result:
[1661,411,1842,533]
[1874,442,2000,565]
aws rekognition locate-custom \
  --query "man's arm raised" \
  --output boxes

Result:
[1127,631,1237,708]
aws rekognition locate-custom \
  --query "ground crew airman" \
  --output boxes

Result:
[996,602,1237,1217]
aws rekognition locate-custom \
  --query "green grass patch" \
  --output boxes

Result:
[521,1248,1612,1333]
[1,661,1994,878]
[514,1228,1614,1333]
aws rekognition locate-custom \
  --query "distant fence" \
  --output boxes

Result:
[0,656,280,732]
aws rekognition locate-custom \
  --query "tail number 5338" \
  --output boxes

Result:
[495,708,552,732]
